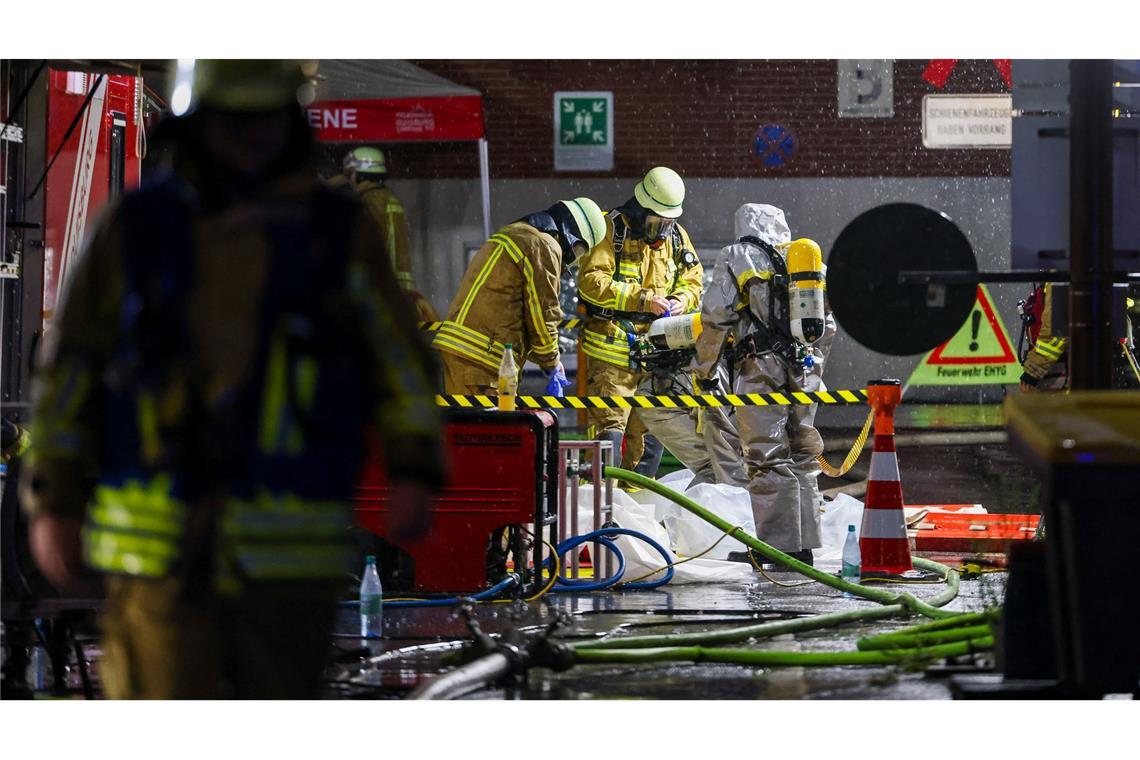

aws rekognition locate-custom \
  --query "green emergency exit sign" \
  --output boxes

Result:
[553,91,614,171]
[558,96,609,145]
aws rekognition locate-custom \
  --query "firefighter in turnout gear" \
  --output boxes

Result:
[1019,283,1140,391]
[692,204,837,567]
[434,198,607,396]
[20,60,445,699]
[578,167,704,476]
[341,146,439,324]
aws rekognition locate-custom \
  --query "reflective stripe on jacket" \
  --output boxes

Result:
[432,223,562,372]
[1021,283,1068,383]
[357,181,414,291]
[85,478,351,583]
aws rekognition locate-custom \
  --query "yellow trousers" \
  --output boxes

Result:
[100,576,337,699]
[584,359,648,470]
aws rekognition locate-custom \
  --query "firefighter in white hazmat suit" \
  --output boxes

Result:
[691,204,836,566]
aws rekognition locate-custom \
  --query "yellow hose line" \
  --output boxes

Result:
[816,409,874,478]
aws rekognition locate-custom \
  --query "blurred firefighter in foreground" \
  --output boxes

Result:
[1018,283,1139,391]
[578,167,704,478]
[692,204,836,568]
[20,60,444,699]
[339,146,439,324]
[433,198,607,397]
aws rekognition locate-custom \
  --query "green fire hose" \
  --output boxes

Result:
[572,606,907,651]
[574,637,994,668]
[604,466,963,619]
[409,469,990,696]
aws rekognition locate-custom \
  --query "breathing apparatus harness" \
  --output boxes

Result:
[582,212,697,324]
[630,332,698,377]
[730,235,812,371]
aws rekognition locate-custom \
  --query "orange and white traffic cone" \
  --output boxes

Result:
[859,379,913,576]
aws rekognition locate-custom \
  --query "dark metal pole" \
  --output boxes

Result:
[1067,60,1115,390]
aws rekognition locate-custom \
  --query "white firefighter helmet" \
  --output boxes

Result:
[344,146,387,175]
[560,197,607,250]
[634,166,685,219]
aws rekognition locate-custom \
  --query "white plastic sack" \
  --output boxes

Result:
[627,468,693,522]
[568,481,753,584]
[611,499,753,584]
[662,481,755,560]
[624,470,757,559]
[814,493,865,570]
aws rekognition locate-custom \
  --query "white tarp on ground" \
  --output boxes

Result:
[629,470,756,560]
[816,493,865,570]
[565,483,753,585]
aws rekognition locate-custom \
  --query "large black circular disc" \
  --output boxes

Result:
[828,203,978,356]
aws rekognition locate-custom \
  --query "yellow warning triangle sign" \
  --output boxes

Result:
[908,284,1019,386]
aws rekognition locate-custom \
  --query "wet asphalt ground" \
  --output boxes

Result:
[7,404,1024,699]
[326,571,1005,700]
[326,404,1021,699]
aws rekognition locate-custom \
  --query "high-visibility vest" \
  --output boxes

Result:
[83,179,372,590]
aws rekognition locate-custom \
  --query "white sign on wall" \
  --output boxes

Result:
[922,94,1013,149]
[554,91,614,171]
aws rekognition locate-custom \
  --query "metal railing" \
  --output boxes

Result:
[557,440,615,582]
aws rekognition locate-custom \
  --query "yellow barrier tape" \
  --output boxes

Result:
[436,390,869,409]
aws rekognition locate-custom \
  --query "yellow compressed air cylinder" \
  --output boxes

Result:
[786,238,825,344]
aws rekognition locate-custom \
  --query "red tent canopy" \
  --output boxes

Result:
[306,60,485,143]
[306,60,490,237]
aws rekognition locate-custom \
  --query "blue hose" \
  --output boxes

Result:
[338,575,519,609]
[339,526,675,610]
[549,527,675,591]
[550,536,626,592]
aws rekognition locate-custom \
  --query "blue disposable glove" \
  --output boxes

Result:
[543,362,572,397]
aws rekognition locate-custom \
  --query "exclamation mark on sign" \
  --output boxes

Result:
[969,310,982,352]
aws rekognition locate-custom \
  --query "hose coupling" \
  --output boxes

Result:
[527,638,578,672]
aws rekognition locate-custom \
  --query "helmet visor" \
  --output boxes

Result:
[643,214,676,245]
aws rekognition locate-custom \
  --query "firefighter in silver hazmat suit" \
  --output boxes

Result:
[691,203,836,566]
[635,362,747,488]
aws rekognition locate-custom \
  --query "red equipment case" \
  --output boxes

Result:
[910,511,1040,554]
[354,410,559,593]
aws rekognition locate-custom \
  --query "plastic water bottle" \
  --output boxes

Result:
[841,524,861,597]
[497,343,519,411]
[28,645,49,691]
[360,555,383,638]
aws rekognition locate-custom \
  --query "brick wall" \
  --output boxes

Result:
[380,59,1010,180]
